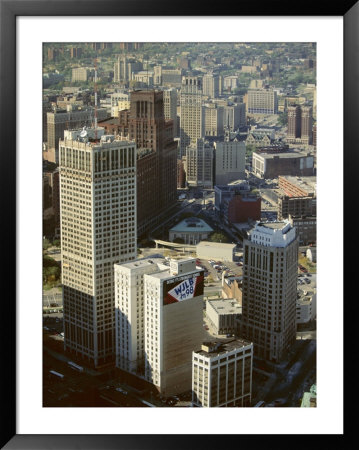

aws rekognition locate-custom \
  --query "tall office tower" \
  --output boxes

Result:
[287,105,302,141]
[223,103,246,131]
[59,128,137,368]
[203,73,220,99]
[47,106,109,162]
[114,258,164,375]
[163,88,178,137]
[214,130,246,185]
[144,258,204,395]
[239,221,298,363]
[185,138,214,189]
[128,90,177,236]
[179,76,204,158]
[204,104,224,137]
[301,106,313,145]
[192,339,253,407]
[153,65,162,85]
[247,88,278,114]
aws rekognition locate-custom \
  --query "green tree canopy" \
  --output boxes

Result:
[209,232,229,243]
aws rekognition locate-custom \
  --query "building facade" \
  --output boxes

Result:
[214,131,246,185]
[114,257,164,375]
[185,138,214,188]
[180,76,204,158]
[239,221,299,362]
[59,129,137,368]
[192,339,253,407]
[248,88,278,115]
[144,258,205,395]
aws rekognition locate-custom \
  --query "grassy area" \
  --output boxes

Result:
[298,255,317,274]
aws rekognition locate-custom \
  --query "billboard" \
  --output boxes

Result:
[163,271,204,306]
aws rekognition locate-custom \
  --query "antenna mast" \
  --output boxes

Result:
[94,56,98,140]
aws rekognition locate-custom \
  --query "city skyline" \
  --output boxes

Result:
[42,41,317,410]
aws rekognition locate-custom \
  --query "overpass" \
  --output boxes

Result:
[151,238,196,253]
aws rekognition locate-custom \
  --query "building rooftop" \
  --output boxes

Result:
[170,217,213,233]
[254,149,312,159]
[115,257,164,271]
[194,338,252,357]
[207,298,241,315]
[196,241,236,249]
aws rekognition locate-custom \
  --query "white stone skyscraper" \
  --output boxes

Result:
[179,76,204,158]
[239,221,298,362]
[114,257,165,375]
[59,128,137,368]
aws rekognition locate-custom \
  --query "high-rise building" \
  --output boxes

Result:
[287,104,313,145]
[59,128,137,368]
[185,138,214,188]
[114,257,164,375]
[204,104,224,137]
[202,73,220,99]
[180,76,204,158]
[223,103,246,131]
[301,106,313,145]
[248,88,278,115]
[214,130,246,185]
[287,105,302,140]
[128,90,177,236]
[239,221,298,362]
[144,258,204,395]
[47,106,109,162]
[163,88,178,138]
[192,339,253,407]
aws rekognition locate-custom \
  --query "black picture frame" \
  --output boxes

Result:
[1,1,355,448]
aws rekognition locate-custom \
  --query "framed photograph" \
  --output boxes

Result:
[1,0,355,448]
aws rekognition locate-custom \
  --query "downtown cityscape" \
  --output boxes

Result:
[42,42,317,409]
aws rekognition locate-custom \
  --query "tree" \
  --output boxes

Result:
[210,232,229,243]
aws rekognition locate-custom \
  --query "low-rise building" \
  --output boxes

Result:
[206,298,241,335]
[300,384,317,407]
[296,289,317,325]
[169,217,213,245]
[192,339,253,407]
[252,148,314,179]
[196,241,236,262]
[288,215,316,246]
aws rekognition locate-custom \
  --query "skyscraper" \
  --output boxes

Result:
[287,105,302,140]
[202,73,220,99]
[287,104,313,145]
[128,90,177,236]
[59,128,137,368]
[301,106,313,145]
[180,76,204,158]
[163,88,178,137]
[239,221,298,362]
[185,138,214,189]
[114,257,164,375]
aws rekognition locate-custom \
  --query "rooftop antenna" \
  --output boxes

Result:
[94,55,98,140]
